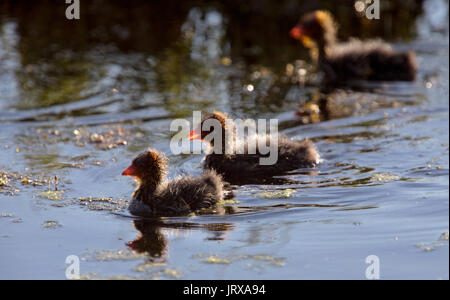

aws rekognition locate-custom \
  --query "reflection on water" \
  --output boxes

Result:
[128,219,234,260]
[0,0,426,115]
[0,0,448,279]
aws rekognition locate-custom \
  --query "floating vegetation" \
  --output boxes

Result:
[1,170,58,196]
[78,196,128,212]
[416,232,449,252]
[250,254,275,261]
[79,273,140,280]
[73,126,129,150]
[203,255,231,265]
[42,220,62,229]
[256,189,296,199]
[82,249,146,262]
[23,153,84,170]
[14,195,128,212]
[163,269,183,279]
[0,0,447,282]
[80,266,183,280]
[247,255,286,267]
[79,196,115,202]
[38,190,65,201]
[13,126,134,173]
[193,253,285,268]
[0,171,18,195]
[132,262,184,279]
[21,178,31,185]
[0,175,7,186]
[133,262,167,273]
[216,199,240,206]
[370,173,400,183]
[438,232,449,241]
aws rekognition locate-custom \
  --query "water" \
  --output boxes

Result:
[0,0,448,279]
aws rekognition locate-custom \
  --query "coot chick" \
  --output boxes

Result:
[122,149,224,217]
[290,10,417,82]
[189,111,320,184]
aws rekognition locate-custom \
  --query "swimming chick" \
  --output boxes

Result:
[189,111,320,184]
[122,149,224,217]
[290,10,417,82]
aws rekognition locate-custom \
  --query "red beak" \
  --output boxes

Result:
[122,165,137,176]
[189,128,201,141]
[290,25,303,40]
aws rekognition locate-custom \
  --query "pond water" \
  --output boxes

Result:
[0,0,448,279]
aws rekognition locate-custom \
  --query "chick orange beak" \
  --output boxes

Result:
[290,25,303,40]
[122,165,137,176]
[189,128,201,141]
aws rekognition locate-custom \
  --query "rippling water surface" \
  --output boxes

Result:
[0,0,448,279]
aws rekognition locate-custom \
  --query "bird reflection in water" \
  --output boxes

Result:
[127,218,234,261]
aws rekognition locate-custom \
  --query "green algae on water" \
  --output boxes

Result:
[256,189,296,199]
[133,262,167,273]
[216,199,240,206]
[0,176,7,186]
[82,249,145,262]
[416,232,450,252]
[79,273,140,280]
[438,232,449,241]
[42,220,62,229]
[163,268,183,279]
[78,196,127,211]
[203,255,231,264]
[38,190,65,201]
[370,173,400,183]
[194,253,285,268]
[248,255,286,267]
